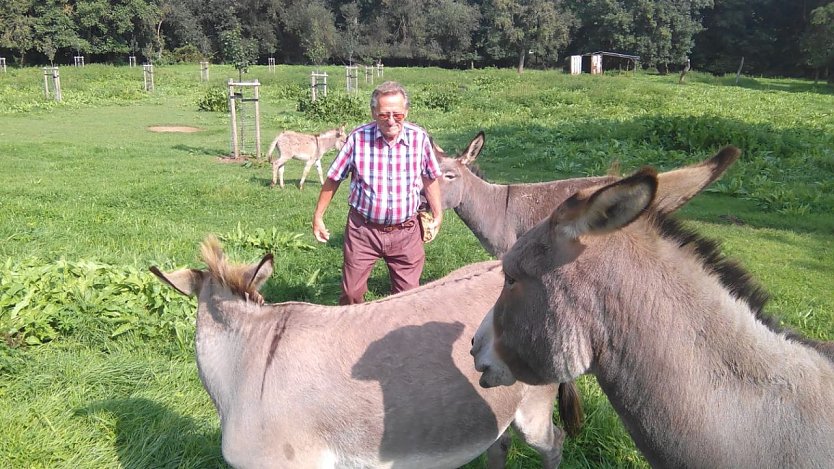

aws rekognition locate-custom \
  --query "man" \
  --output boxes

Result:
[312,81,443,305]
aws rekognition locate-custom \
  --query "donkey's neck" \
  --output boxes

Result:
[317,130,339,150]
[454,175,512,257]
[591,235,834,466]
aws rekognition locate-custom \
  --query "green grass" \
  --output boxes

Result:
[1,64,833,468]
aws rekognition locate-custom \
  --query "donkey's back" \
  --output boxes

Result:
[153,247,566,469]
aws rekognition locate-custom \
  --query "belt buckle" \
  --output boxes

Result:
[382,225,396,232]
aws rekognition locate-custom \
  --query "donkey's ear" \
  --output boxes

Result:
[459,131,485,165]
[150,266,204,297]
[430,137,445,155]
[654,146,740,214]
[245,253,274,292]
[551,168,658,239]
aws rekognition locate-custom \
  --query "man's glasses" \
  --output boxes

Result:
[376,112,406,122]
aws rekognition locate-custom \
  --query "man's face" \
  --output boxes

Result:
[374,93,408,142]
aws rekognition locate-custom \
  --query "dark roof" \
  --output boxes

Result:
[580,51,640,61]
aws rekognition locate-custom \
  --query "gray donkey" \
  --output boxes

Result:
[436,133,741,436]
[151,237,571,468]
[474,146,834,467]
[435,132,617,258]
[267,126,347,189]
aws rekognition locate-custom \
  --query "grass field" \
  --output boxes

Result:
[1,64,833,468]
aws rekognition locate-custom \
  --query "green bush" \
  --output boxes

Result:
[0,258,195,348]
[271,83,306,100]
[196,86,228,112]
[169,44,205,64]
[297,91,365,122]
[412,83,464,112]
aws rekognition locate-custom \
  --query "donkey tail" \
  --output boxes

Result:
[266,134,281,162]
[558,382,585,437]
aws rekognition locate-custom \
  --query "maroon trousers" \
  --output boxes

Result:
[339,208,425,305]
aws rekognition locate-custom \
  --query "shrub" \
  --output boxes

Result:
[196,86,228,112]
[297,92,365,122]
[411,83,463,112]
[169,44,205,64]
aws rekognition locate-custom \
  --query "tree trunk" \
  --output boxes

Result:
[156,19,164,62]
[517,48,526,74]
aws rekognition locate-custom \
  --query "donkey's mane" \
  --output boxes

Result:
[200,236,261,299]
[653,213,834,363]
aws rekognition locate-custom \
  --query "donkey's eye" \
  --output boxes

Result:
[505,274,516,286]
[443,172,457,181]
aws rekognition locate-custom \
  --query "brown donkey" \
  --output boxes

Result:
[267,126,347,189]
[152,237,571,468]
[473,147,834,467]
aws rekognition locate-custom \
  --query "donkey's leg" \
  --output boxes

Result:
[315,158,324,185]
[299,158,316,190]
[271,152,290,189]
[512,384,564,469]
[485,429,511,469]
[278,164,287,189]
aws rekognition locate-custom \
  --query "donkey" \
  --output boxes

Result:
[436,132,739,259]
[437,134,739,435]
[436,132,623,258]
[267,125,347,189]
[151,237,573,468]
[473,147,834,467]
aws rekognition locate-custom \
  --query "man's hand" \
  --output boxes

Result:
[419,211,442,243]
[313,217,330,242]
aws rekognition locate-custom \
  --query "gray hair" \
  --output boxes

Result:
[370,81,410,112]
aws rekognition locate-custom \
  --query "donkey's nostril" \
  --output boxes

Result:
[471,337,474,346]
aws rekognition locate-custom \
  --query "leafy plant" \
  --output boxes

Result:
[196,86,228,112]
[297,91,365,122]
[412,83,464,112]
[219,223,317,255]
[0,258,194,348]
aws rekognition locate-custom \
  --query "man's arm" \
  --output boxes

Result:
[421,175,443,227]
[312,177,342,242]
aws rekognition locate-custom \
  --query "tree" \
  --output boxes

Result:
[0,0,36,65]
[33,0,80,64]
[339,2,361,64]
[425,0,481,64]
[802,2,834,82]
[483,0,576,73]
[219,26,258,80]
[280,0,338,66]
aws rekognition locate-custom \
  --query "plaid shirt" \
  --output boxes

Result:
[327,121,441,225]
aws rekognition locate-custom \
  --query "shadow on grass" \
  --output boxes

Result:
[76,398,226,469]
[691,75,834,95]
[171,144,224,157]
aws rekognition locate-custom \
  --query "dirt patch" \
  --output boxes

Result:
[147,125,202,133]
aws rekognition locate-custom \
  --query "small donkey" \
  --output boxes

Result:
[267,125,347,189]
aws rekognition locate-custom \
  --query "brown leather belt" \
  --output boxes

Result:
[351,208,416,232]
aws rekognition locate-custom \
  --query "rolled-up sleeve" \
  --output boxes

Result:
[421,137,441,179]
[327,133,355,181]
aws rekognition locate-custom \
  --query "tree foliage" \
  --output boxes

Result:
[482,0,577,73]
[802,2,834,81]
[0,0,830,79]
